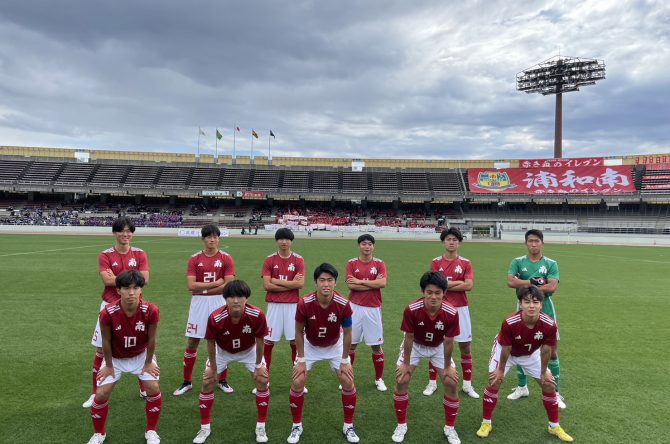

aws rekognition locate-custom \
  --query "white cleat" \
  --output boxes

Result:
[375,378,388,392]
[218,380,234,393]
[343,425,360,443]
[443,426,461,444]
[461,382,480,399]
[287,425,303,443]
[82,394,95,409]
[140,390,148,400]
[391,424,408,443]
[557,392,567,410]
[193,427,211,444]
[86,433,106,444]
[145,430,161,444]
[423,380,437,396]
[173,382,193,396]
[256,424,269,443]
[507,385,529,400]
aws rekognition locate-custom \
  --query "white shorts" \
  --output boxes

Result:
[396,340,455,370]
[304,336,344,372]
[91,301,107,347]
[488,339,542,379]
[207,344,264,374]
[265,302,297,342]
[350,303,384,346]
[455,306,472,343]
[185,295,226,338]
[97,350,159,386]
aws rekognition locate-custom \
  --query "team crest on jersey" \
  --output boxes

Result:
[135,321,145,332]
[214,259,222,268]
[242,324,252,334]
[328,312,337,322]
[539,265,547,275]
[128,258,137,267]
[435,321,444,330]
[534,331,544,340]
[455,265,462,274]
[370,266,378,275]
[288,263,295,272]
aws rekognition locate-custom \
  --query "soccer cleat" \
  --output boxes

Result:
[82,394,95,409]
[548,425,573,442]
[506,385,529,400]
[140,390,148,400]
[303,386,308,393]
[443,426,461,444]
[476,422,492,438]
[287,425,303,443]
[86,433,106,444]
[338,384,342,391]
[256,424,269,443]
[193,427,211,444]
[145,430,161,444]
[556,393,567,410]
[375,378,388,392]
[173,382,193,396]
[343,425,360,443]
[218,380,234,393]
[423,380,437,396]
[391,424,408,443]
[462,382,480,399]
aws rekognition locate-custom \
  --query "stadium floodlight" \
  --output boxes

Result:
[517,56,606,158]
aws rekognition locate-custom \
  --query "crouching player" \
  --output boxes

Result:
[392,272,462,444]
[86,270,162,444]
[193,280,270,444]
[476,285,573,442]
[287,263,360,444]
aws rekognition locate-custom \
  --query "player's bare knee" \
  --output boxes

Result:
[143,380,159,395]
[395,382,409,394]
[292,374,306,391]
[187,337,200,349]
[202,374,216,392]
[95,384,113,401]
[459,342,471,355]
[371,344,383,353]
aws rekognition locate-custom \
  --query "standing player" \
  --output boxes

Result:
[475,286,573,442]
[345,234,388,391]
[192,280,270,444]
[287,263,360,444]
[506,229,565,409]
[174,224,236,397]
[261,228,305,376]
[424,227,479,399]
[392,272,462,444]
[83,216,150,409]
[86,270,162,444]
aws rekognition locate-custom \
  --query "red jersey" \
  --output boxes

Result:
[262,252,305,303]
[497,311,557,357]
[345,257,387,307]
[98,247,149,303]
[205,304,267,354]
[401,298,460,347]
[99,300,159,359]
[187,250,235,295]
[296,291,353,347]
[430,255,473,307]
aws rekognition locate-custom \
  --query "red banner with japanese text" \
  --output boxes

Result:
[518,157,604,169]
[468,166,635,195]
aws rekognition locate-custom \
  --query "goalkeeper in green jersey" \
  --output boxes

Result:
[506,229,566,410]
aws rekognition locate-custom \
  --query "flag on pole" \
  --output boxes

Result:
[252,130,259,139]
[199,127,206,136]
[216,129,222,140]
[236,126,240,132]
[270,130,275,138]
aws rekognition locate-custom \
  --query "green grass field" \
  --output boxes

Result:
[0,233,666,444]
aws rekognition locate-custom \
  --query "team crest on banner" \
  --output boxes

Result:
[473,171,517,192]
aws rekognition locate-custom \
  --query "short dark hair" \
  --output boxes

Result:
[525,229,544,242]
[275,227,295,241]
[357,233,375,244]
[115,270,145,288]
[112,216,135,233]
[419,271,448,291]
[201,224,221,238]
[517,285,545,303]
[313,262,338,281]
[223,280,252,299]
[440,227,463,242]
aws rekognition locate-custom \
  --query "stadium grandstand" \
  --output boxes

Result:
[1,145,670,237]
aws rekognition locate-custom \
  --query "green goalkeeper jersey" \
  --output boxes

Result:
[508,255,560,298]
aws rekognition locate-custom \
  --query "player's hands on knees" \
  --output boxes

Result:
[97,365,114,383]
[442,366,459,385]
[292,361,307,380]
[540,370,556,389]
[395,363,411,385]
[254,365,269,383]
[488,368,504,387]
[142,362,160,378]
[202,366,217,383]
[339,363,354,386]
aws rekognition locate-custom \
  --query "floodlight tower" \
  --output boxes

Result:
[516,56,606,158]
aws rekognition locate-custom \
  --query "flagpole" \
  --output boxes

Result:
[268,132,271,160]
[250,131,254,163]
[233,123,237,165]
[197,126,201,158]
[215,127,218,161]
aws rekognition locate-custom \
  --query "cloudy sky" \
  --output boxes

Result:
[0,0,668,160]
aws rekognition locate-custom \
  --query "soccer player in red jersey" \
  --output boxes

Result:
[86,270,162,444]
[424,227,479,399]
[475,286,573,442]
[174,224,236,397]
[192,280,270,444]
[392,272,461,444]
[345,234,388,391]
[84,216,150,409]
[261,228,305,375]
[287,263,360,444]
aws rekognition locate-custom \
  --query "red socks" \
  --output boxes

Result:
[219,368,228,383]
[198,392,215,426]
[443,395,460,427]
[372,351,384,380]
[289,389,305,424]
[393,392,409,424]
[460,354,473,382]
[91,351,104,394]
[428,362,438,381]
[341,388,357,424]
[183,348,198,383]
[145,391,162,431]
[482,386,499,421]
[91,399,108,434]
[542,391,560,424]
[256,389,270,423]
[263,341,275,371]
